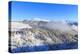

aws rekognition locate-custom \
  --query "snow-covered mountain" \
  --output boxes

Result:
[9,20,78,52]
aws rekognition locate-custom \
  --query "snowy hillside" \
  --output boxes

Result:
[11,21,32,31]
[9,20,78,53]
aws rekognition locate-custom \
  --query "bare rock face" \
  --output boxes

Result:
[9,21,78,51]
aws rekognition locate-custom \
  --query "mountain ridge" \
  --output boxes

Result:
[9,20,78,52]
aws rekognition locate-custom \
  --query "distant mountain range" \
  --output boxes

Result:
[9,20,78,53]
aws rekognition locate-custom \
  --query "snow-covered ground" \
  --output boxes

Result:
[9,21,78,51]
[11,21,32,31]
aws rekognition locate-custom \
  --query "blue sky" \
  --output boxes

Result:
[9,1,78,22]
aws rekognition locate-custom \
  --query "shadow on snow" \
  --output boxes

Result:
[9,42,78,53]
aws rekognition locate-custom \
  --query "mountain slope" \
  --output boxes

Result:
[9,20,78,52]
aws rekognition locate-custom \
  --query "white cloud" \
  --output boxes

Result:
[32,17,50,21]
